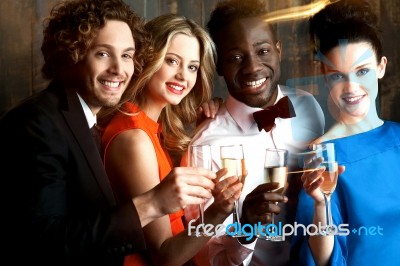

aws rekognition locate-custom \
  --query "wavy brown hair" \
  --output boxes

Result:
[41,0,149,81]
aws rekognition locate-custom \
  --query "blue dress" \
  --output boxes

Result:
[291,121,400,266]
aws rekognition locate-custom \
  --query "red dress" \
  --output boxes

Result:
[102,102,184,265]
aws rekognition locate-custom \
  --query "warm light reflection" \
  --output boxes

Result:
[264,0,340,23]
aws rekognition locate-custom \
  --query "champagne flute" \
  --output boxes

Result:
[188,144,212,236]
[260,148,288,241]
[220,144,246,237]
[312,143,338,235]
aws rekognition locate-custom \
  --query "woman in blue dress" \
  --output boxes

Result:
[291,0,400,265]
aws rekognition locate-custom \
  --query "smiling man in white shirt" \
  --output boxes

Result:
[187,0,325,265]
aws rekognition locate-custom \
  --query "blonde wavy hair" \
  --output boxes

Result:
[103,14,216,154]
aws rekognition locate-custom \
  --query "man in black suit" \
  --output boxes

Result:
[0,1,215,265]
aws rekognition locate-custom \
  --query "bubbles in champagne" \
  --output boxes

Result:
[320,162,338,194]
[263,166,288,193]
[222,158,246,186]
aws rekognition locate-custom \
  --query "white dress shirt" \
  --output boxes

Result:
[187,85,325,266]
[77,93,97,128]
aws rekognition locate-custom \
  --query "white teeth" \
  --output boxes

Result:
[245,78,266,88]
[169,84,184,91]
[102,81,120,88]
[345,96,363,102]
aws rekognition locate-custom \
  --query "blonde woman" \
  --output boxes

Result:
[100,14,242,265]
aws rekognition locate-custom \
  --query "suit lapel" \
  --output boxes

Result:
[61,87,116,204]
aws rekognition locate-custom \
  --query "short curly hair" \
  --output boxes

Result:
[207,0,277,75]
[41,0,149,80]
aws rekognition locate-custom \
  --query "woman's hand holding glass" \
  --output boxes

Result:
[220,144,246,237]
[186,145,243,237]
[302,143,345,234]
[206,169,243,223]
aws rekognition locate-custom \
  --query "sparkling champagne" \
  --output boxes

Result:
[320,162,338,194]
[263,166,288,194]
[222,158,246,185]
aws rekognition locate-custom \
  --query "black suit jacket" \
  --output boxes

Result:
[0,81,146,266]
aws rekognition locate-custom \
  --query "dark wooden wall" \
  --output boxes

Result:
[1,0,399,123]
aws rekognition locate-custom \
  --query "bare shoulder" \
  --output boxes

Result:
[109,128,154,154]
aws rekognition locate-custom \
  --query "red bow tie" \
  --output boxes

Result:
[253,96,296,132]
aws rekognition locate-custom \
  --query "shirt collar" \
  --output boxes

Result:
[225,85,285,131]
[77,93,97,128]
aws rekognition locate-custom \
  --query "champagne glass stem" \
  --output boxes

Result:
[199,201,205,225]
[323,194,333,234]
[193,202,205,236]
[270,213,275,235]
[233,200,240,224]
